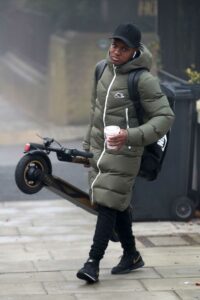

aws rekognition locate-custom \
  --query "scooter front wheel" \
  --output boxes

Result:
[15,154,51,194]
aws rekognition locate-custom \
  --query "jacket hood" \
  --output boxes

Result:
[106,43,152,73]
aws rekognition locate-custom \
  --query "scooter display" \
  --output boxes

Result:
[15,136,119,241]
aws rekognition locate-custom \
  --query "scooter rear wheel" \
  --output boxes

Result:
[15,154,51,194]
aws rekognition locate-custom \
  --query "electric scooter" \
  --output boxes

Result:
[15,136,119,241]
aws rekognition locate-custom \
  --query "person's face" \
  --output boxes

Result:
[109,39,137,65]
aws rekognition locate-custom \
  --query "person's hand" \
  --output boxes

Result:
[107,129,128,150]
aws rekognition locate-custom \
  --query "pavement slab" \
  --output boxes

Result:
[75,291,180,300]
[148,235,190,246]
[43,279,145,294]
[0,262,36,273]
[141,277,200,291]
[189,234,200,244]
[0,272,65,283]
[0,199,199,299]
[175,290,200,300]
[0,227,19,236]
[62,267,161,281]
[0,296,76,300]
[0,282,46,296]
[156,265,200,278]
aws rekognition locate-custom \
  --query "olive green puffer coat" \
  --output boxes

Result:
[83,45,175,211]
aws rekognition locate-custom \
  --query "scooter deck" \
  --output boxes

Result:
[42,173,98,215]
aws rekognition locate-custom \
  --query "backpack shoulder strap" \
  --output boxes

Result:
[95,59,107,82]
[128,68,149,125]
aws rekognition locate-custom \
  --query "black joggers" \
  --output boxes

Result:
[89,204,136,261]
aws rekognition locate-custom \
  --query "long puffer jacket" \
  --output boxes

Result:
[83,45,175,211]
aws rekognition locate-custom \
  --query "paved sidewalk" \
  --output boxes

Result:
[0,198,200,299]
[0,96,87,145]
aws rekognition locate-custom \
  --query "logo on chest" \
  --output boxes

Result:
[114,92,125,99]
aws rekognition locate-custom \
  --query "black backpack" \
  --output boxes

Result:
[95,59,175,181]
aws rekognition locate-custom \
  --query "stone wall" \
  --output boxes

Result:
[47,31,108,125]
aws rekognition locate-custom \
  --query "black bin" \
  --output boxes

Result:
[195,125,200,212]
[195,105,200,210]
[131,81,198,221]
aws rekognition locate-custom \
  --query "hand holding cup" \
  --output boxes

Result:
[104,126,128,150]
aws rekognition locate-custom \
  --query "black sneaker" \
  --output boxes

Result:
[76,258,99,283]
[111,251,144,274]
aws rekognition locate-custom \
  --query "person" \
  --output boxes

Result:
[76,23,175,283]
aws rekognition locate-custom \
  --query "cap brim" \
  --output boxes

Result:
[110,35,139,48]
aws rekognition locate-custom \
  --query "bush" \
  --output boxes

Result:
[186,65,200,84]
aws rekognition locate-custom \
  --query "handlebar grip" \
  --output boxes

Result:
[69,149,93,158]
[72,157,90,165]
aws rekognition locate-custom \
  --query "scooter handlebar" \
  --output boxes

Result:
[66,149,93,158]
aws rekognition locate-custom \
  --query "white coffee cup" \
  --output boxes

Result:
[104,125,120,150]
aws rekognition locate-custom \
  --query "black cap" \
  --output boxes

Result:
[111,23,141,48]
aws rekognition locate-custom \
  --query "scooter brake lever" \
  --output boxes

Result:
[43,137,54,147]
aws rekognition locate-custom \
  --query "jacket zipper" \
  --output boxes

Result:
[91,65,116,203]
[125,108,131,150]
